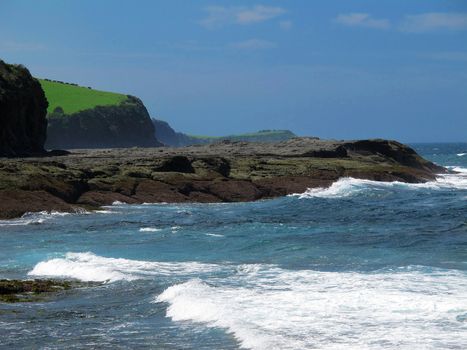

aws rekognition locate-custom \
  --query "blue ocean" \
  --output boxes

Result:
[1,143,466,350]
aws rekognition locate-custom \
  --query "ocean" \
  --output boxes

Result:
[1,143,466,349]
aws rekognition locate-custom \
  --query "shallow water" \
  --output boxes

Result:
[1,143,466,349]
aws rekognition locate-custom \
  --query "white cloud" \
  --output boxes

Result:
[400,12,467,33]
[236,5,285,24]
[200,5,286,28]
[229,39,277,50]
[279,20,293,30]
[334,13,390,29]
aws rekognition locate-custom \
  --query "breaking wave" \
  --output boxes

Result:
[28,252,222,282]
[156,265,467,350]
[292,169,467,199]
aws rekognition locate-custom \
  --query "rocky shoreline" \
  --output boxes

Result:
[0,138,446,220]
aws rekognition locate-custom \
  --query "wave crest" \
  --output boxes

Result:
[292,170,467,199]
[28,252,222,282]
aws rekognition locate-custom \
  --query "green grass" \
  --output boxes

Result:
[39,79,128,115]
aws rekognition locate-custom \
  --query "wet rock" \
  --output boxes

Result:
[0,279,73,303]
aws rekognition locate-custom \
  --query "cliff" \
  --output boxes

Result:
[152,118,296,147]
[0,137,447,219]
[40,80,161,149]
[46,96,161,149]
[0,60,48,156]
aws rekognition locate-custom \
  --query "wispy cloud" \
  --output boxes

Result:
[229,39,277,50]
[200,5,286,29]
[335,13,390,29]
[399,12,467,33]
[279,20,293,30]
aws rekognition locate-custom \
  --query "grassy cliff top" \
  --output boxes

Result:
[39,79,128,115]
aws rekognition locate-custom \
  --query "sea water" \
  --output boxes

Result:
[0,143,466,349]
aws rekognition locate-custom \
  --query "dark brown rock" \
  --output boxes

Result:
[0,190,74,219]
[0,279,98,303]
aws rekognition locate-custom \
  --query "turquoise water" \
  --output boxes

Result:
[0,143,466,349]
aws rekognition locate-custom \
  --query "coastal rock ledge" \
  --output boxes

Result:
[0,138,447,219]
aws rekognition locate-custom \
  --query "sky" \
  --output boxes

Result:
[1,0,466,142]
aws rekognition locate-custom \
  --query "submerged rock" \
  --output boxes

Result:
[0,279,74,303]
[0,60,48,157]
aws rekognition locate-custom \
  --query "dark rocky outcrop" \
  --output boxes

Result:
[0,60,48,156]
[46,96,161,149]
[0,138,448,219]
[0,279,98,303]
[342,139,445,173]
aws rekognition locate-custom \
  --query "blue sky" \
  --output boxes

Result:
[1,0,466,142]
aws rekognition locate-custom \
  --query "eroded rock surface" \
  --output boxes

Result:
[0,138,447,219]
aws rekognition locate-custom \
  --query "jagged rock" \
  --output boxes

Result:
[0,60,48,156]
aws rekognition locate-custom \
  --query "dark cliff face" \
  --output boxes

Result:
[0,60,48,156]
[46,96,162,149]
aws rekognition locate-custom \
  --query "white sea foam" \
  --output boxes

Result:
[28,252,221,282]
[292,170,467,199]
[139,227,162,232]
[94,210,114,214]
[205,233,224,237]
[0,211,71,226]
[156,265,467,350]
[451,166,467,173]
[457,153,466,157]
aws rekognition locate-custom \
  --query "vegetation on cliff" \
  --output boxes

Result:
[38,80,160,149]
[39,79,127,115]
[0,60,48,157]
